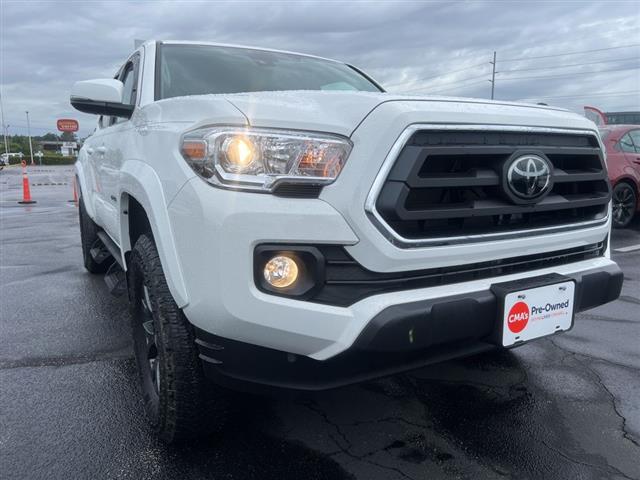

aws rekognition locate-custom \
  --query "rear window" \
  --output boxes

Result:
[158,44,382,100]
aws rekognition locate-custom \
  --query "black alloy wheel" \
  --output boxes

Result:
[612,183,637,228]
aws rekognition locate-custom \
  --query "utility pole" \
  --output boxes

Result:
[2,124,8,155]
[0,89,8,155]
[25,111,34,165]
[490,51,497,100]
[1,125,8,156]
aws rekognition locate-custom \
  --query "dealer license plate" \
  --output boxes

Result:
[502,280,575,347]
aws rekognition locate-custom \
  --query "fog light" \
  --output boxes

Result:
[263,255,299,288]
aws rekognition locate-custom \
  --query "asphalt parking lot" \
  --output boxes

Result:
[1,165,639,480]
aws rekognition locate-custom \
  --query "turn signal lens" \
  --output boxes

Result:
[181,140,207,160]
[297,148,343,178]
[263,255,299,289]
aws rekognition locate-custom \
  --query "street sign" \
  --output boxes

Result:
[57,119,79,132]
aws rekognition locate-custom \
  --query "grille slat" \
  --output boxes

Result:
[384,193,609,221]
[553,168,604,183]
[310,242,606,306]
[407,169,500,188]
[376,130,610,240]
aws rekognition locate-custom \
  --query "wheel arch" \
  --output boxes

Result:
[119,161,189,307]
[74,161,96,219]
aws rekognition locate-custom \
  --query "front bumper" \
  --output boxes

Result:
[168,177,616,362]
[195,264,622,391]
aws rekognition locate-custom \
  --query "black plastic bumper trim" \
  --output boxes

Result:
[258,241,607,307]
[195,263,622,392]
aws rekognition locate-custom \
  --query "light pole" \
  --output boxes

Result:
[25,111,34,165]
[0,90,8,155]
[2,124,8,156]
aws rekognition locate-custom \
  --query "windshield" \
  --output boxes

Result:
[157,44,382,99]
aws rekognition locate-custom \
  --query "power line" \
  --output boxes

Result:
[423,79,490,95]
[421,61,489,80]
[402,72,492,93]
[3,123,56,132]
[498,65,640,81]
[404,65,640,95]
[499,43,640,63]
[426,72,491,88]
[404,62,488,82]
[386,43,639,97]
[385,61,489,89]
[516,90,640,101]
[498,56,640,74]
[404,79,487,94]
[396,64,638,98]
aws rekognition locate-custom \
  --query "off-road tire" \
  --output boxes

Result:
[78,196,110,274]
[129,233,228,443]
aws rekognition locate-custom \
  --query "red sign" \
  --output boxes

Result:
[57,119,79,132]
[507,301,529,333]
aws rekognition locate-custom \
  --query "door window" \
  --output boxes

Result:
[110,54,139,125]
[113,62,137,124]
[619,133,637,153]
[121,64,136,105]
[628,130,640,153]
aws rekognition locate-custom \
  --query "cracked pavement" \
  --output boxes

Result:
[1,166,639,479]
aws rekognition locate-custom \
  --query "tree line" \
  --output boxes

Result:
[4,132,80,154]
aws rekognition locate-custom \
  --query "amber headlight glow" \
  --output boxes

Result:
[181,127,352,192]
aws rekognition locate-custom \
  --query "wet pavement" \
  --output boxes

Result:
[1,166,639,480]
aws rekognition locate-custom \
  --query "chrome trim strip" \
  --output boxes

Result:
[364,124,609,248]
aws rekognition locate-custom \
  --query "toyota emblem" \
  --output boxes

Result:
[506,154,553,200]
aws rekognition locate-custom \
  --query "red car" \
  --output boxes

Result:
[599,125,640,228]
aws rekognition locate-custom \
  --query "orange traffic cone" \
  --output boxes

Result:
[18,162,36,205]
[68,176,78,204]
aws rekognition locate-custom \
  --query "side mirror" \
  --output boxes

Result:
[70,79,134,118]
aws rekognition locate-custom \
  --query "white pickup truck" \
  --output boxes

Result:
[71,40,622,442]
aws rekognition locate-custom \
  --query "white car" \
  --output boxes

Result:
[1,152,24,165]
[71,40,622,442]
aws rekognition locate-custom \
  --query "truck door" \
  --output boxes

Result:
[93,53,141,244]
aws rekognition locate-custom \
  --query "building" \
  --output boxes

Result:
[604,111,640,125]
[584,106,640,126]
[36,140,78,156]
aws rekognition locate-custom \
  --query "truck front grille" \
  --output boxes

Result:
[374,129,610,243]
[311,241,606,306]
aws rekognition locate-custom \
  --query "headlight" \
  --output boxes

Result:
[180,127,352,192]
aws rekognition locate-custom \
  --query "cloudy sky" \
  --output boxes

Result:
[1,0,639,138]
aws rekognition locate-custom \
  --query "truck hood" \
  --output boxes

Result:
[223,91,383,136]
[224,91,592,137]
[144,91,592,137]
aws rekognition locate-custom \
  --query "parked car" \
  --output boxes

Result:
[70,41,622,442]
[599,125,640,228]
[585,106,640,126]
[0,152,24,165]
